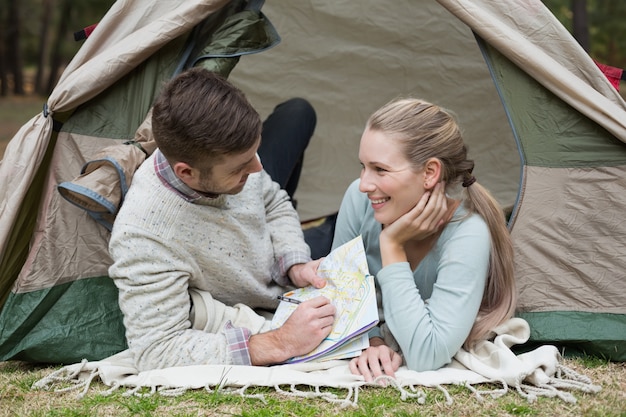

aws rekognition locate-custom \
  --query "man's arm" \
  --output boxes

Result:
[261,171,311,264]
[110,223,336,369]
[109,224,268,370]
[287,259,327,289]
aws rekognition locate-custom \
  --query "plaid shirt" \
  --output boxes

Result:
[153,149,217,203]
[152,150,309,364]
[224,321,252,365]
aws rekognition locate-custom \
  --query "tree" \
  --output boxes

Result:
[0,1,8,96]
[588,1,626,68]
[5,0,25,95]
[0,0,113,97]
[572,0,590,52]
[544,0,626,68]
[45,0,72,94]
[34,0,53,95]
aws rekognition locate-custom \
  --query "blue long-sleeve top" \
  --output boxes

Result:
[332,179,491,371]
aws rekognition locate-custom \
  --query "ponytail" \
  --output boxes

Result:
[462,179,517,347]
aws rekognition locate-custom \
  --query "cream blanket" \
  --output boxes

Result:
[33,318,600,406]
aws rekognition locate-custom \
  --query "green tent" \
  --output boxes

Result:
[0,0,624,363]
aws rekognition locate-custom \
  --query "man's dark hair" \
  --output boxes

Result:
[152,68,262,167]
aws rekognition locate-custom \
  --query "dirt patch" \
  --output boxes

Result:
[0,95,45,159]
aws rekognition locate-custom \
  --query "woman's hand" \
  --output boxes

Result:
[379,182,448,266]
[382,182,448,246]
[349,337,403,384]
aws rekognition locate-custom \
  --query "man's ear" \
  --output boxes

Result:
[423,158,442,190]
[172,161,198,185]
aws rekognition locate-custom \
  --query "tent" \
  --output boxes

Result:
[0,0,625,364]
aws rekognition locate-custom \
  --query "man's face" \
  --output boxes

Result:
[193,138,263,196]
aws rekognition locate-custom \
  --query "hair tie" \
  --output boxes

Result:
[462,176,476,188]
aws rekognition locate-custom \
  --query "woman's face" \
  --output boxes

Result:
[358,128,425,226]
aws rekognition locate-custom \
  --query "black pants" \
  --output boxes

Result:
[257,97,316,202]
[257,98,335,258]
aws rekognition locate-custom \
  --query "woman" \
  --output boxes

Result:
[332,97,516,381]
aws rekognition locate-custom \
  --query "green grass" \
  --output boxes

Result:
[0,356,624,417]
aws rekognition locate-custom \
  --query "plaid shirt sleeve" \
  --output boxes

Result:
[270,251,311,287]
[224,321,252,366]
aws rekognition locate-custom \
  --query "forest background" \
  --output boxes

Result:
[0,0,625,97]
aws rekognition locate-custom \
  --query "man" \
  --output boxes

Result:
[108,68,335,371]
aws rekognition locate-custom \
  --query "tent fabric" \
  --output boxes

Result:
[478,37,626,360]
[228,0,626,360]
[58,0,282,230]
[0,0,625,364]
[472,38,626,361]
[226,0,623,221]
[57,144,147,230]
[0,0,283,363]
[0,0,230,301]
[438,0,626,142]
[228,1,520,222]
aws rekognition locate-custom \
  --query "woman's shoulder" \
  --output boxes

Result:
[346,178,361,193]
[344,178,368,200]
[341,178,372,213]
[446,203,490,239]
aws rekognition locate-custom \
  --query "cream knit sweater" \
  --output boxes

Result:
[109,154,310,371]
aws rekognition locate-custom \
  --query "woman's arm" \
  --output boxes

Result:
[378,216,491,371]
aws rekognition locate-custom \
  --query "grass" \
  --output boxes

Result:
[0,356,624,416]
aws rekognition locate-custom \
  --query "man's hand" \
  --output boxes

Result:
[288,259,326,288]
[248,296,335,365]
[349,337,403,384]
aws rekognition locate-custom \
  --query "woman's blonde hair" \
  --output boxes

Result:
[367,97,517,347]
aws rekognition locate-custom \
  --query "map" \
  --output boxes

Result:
[270,235,379,363]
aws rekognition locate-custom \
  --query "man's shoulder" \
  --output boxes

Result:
[115,158,174,221]
[123,160,160,201]
[132,153,157,182]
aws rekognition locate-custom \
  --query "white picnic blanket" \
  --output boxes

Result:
[33,318,600,407]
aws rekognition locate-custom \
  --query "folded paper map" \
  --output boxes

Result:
[271,235,378,363]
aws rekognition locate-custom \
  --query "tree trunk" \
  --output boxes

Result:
[6,0,25,95]
[572,0,590,52]
[46,0,72,94]
[35,0,54,96]
[0,4,8,96]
